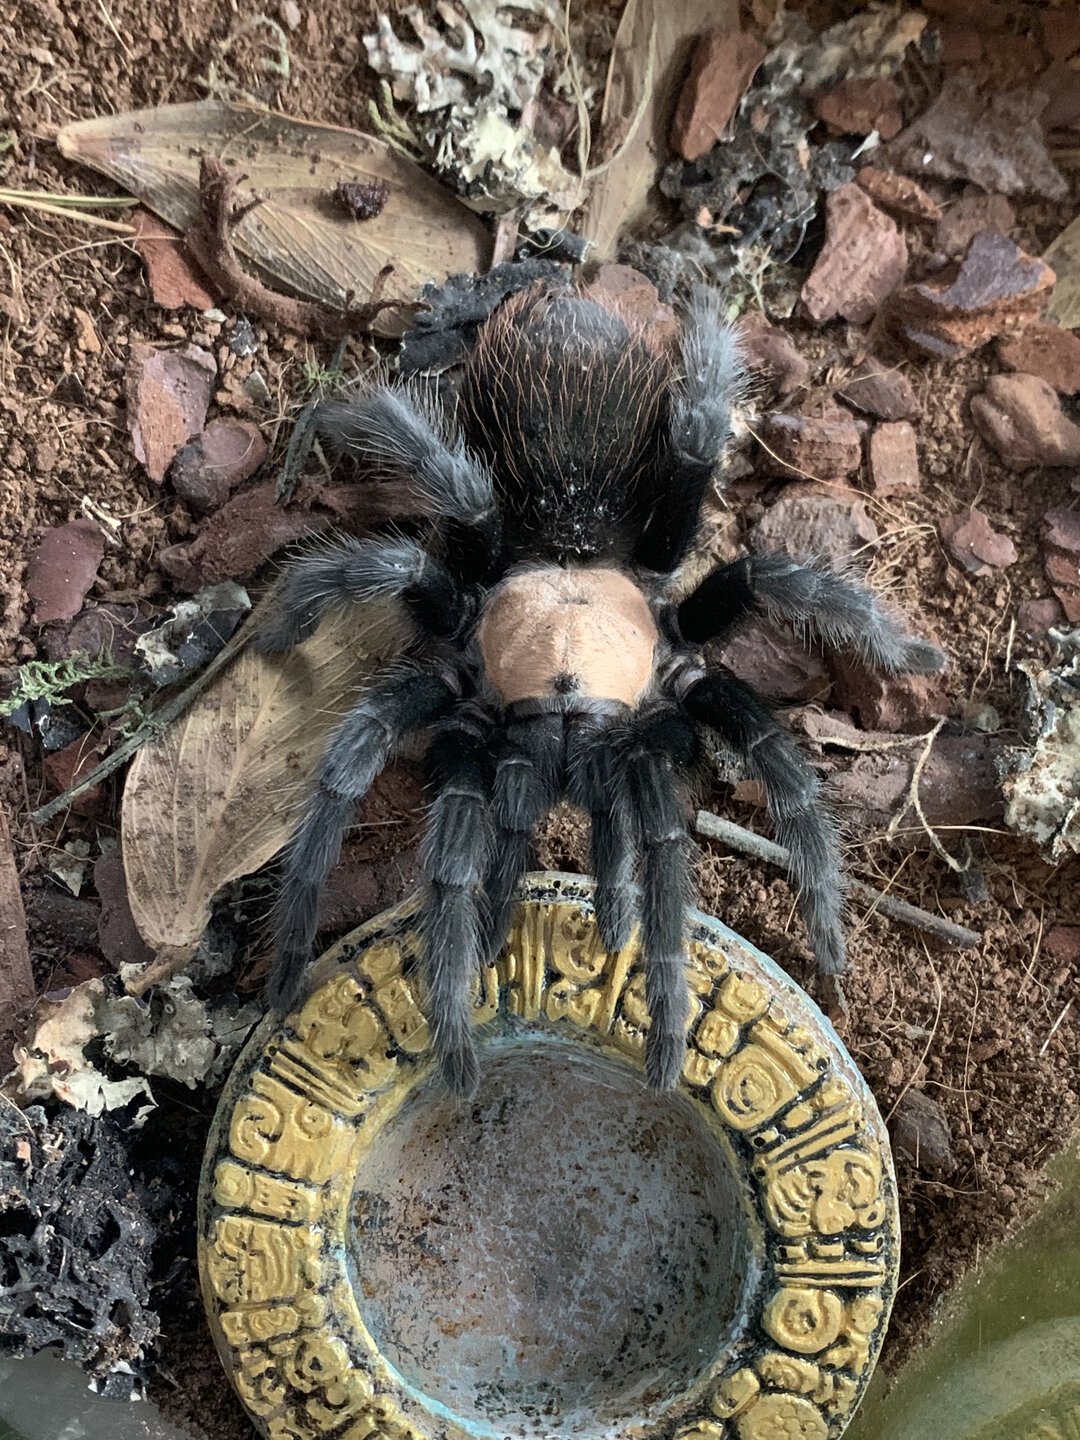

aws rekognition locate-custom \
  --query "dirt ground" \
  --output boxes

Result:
[1,0,1079,1436]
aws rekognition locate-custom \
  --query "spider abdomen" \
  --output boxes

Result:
[478,567,658,708]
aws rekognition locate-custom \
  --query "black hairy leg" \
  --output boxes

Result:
[481,714,563,964]
[269,666,457,1016]
[682,671,847,977]
[565,719,637,954]
[634,288,744,575]
[675,553,946,674]
[255,536,466,653]
[316,386,504,586]
[622,708,702,1091]
[421,716,497,1098]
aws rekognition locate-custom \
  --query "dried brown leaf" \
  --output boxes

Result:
[57,101,490,329]
[121,603,408,959]
[581,0,726,260]
[1045,214,1080,330]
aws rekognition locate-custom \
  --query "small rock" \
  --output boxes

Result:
[855,167,942,223]
[869,421,920,495]
[829,656,948,733]
[757,408,863,480]
[1016,597,1064,636]
[802,183,908,326]
[749,486,878,564]
[996,322,1080,395]
[892,232,1055,359]
[815,77,903,139]
[130,208,215,311]
[279,0,302,31]
[71,307,101,355]
[582,264,678,351]
[170,418,269,513]
[25,519,107,625]
[737,312,809,397]
[970,373,1080,470]
[42,733,106,816]
[884,75,1067,201]
[43,602,150,667]
[94,851,155,970]
[940,507,1018,574]
[934,192,1016,261]
[1044,925,1080,966]
[1043,507,1080,621]
[716,629,831,703]
[891,1090,956,1178]
[1042,62,1080,136]
[157,482,328,591]
[670,25,766,162]
[838,358,921,421]
[126,341,217,484]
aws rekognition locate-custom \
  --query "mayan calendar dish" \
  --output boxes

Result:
[198,875,899,1440]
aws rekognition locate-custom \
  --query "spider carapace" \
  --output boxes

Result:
[258,281,944,1096]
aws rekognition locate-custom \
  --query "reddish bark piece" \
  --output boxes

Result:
[970,372,1080,470]
[996,321,1080,395]
[1016,597,1064,636]
[820,732,1002,833]
[1045,925,1080,966]
[814,77,903,139]
[25,519,107,625]
[94,851,155,970]
[802,183,907,327]
[757,409,863,480]
[717,629,830,703]
[127,341,217,483]
[158,482,327,590]
[892,232,1055,358]
[43,733,108,816]
[749,486,878,564]
[1042,63,1080,134]
[838,358,921,421]
[670,26,766,162]
[130,207,215,311]
[1041,508,1080,622]
[1039,9,1080,63]
[940,507,1018,575]
[170,418,269,513]
[884,75,1067,200]
[582,264,678,352]
[856,167,942,223]
[891,1090,956,1178]
[737,312,809,396]
[0,806,34,1047]
[935,22,984,66]
[869,421,920,495]
[829,654,949,733]
[934,192,1016,261]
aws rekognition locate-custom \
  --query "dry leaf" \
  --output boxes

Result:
[581,0,727,260]
[121,603,408,962]
[1045,214,1080,330]
[57,101,490,326]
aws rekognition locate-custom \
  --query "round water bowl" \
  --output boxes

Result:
[199,874,899,1440]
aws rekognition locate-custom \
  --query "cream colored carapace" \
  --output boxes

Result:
[477,566,660,708]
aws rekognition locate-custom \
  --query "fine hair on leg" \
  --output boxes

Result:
[676,553,946,674]
[420,715,496,1098]
[623,708,701,1090]
[269,666,457,1015]
[256,535,465,654]
[482,714,563,963]
[566,717,637,955]
[682,670,847,976]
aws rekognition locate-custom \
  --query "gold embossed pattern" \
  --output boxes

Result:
[199,875,899,1440]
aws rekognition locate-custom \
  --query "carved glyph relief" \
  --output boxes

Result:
[199,877,898,1440]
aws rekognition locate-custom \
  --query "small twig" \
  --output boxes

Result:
[184,157,423,342]
[29,593,277,827]
[1039,998,1073,1058]
[693,810,982,949]
[276,334,349,503]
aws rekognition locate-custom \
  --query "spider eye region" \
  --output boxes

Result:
[478,567,659,708]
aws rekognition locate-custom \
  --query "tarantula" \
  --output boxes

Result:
[258,281,944,1096]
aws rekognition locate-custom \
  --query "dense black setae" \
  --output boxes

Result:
[257,280,945,1096]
